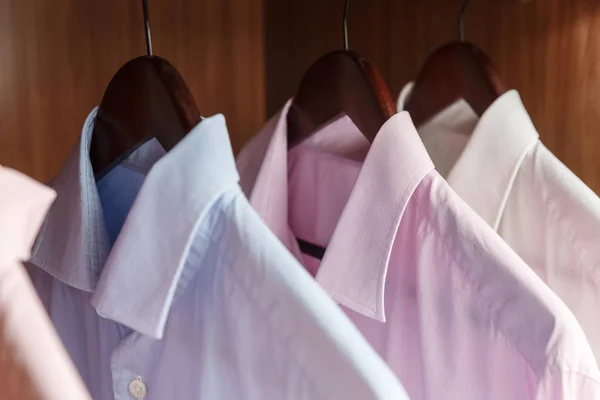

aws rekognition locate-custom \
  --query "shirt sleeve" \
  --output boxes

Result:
[0,166,91,399]
[0,166,56,263]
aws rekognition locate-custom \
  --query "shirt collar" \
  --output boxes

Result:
[398,84,539,229]
[237,102,434,322]
[31,108,240,339]
[0,167,56,264]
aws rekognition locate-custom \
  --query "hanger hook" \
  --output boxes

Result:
[343,0,349,50]
[458,0,470,42]
[142,0,153,56]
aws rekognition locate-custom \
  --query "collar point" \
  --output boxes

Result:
[328,292,387,323]
[91,295,165,340]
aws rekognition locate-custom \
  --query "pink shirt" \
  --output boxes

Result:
[237,103,600,400]
[0,166,90,400]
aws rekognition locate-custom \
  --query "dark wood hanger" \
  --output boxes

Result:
[287,0,396,149]
[90,1,200,180]
[404,0,506,127]
[404,41,506,127]
[287,50,396,148]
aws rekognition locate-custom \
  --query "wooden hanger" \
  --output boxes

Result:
[287,0,396,149]
[404,0,506,128]
[90,0,200,180]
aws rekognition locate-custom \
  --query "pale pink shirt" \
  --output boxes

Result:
[0,166,90,400]
[398,85,600,364]
[237,103,600,400]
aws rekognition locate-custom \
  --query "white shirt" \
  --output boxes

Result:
[398,84,600,364]
[26,109,408,400]
[237,102,600,399]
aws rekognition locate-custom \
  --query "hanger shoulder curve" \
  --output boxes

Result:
[287,50,396,148]
[90,56,200,179]
[405,42,506,127]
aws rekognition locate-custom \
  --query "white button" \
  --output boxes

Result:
[128,376,147,399]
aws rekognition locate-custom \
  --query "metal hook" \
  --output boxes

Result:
[142,0,153,56]
[458,0,470,42]
[343,0,349,50]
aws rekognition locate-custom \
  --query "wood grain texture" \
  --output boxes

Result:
[0,0,264,181]
[265,0,600,193]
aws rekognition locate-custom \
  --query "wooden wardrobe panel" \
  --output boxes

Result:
[0,0,264,181]
[265,0,600,193]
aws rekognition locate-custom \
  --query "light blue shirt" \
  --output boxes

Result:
[26,109,408,399]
